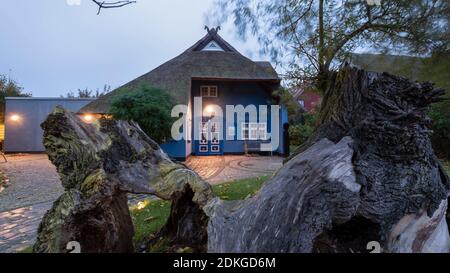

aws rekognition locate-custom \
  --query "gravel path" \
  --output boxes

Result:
[0,153,283,252]
[0,154,63,212]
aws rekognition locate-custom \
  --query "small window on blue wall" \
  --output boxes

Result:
[200,86,218,97]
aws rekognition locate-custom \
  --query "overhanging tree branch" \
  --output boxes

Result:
[91,0,136,15]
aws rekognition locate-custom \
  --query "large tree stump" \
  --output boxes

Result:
[34,107,213,253]
[206,64,450,253]
[35,65,449,253]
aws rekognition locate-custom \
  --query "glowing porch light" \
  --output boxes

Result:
[82,114,94,123]
[10,114,20,122]
[205,105,215,116]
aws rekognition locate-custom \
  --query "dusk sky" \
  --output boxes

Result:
[0,0,262,97]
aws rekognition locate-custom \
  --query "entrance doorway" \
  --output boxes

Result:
[196,118,223,155]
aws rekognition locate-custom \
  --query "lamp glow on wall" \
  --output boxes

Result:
[10,114,21,122]
[204,105,215,117]
[82,114,95,123]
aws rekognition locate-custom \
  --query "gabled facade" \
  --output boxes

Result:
[81,27,289,160]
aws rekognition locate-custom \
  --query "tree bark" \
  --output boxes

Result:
[33,108,213,252]
[207,64,450,253]
[35,65,449,253]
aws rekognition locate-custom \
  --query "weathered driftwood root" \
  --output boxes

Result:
[35,65,449,253]
[34,107,213,253]
[206,64,449,253]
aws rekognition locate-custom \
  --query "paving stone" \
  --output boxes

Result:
[0,153,282,253]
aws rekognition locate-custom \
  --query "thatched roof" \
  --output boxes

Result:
[80,27,279,114]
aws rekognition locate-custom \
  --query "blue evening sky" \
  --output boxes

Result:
[0,0,262,97]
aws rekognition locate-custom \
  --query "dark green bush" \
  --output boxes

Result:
[109,84,175,144]
[289,112,318,146]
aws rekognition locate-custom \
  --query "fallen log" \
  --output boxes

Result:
[34,65,449,253]
[207,64,450,253]
[33,107,213,253]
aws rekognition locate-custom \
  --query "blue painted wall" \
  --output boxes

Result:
[159,80,287,160]
[190,80,286,157]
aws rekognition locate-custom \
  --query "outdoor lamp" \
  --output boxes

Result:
[10,114,20,122]
[82,114,94,123]
[205,105,215,117]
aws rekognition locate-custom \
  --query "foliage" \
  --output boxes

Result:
[63,84,111,98]
[109,84,175,144]
[289,112,318,146]
[210,0,449,91]
[130,175,269,251]
[272,89,303,124]
[429,96,450,159]
[0,75,31,121]
[418,51,450,159]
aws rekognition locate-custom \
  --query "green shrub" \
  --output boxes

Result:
[109,84,175,144]
[289,112,318,146]
[429,96,450,159]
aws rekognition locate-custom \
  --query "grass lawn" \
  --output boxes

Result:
[442,161,450,176]
[130,175,269,246]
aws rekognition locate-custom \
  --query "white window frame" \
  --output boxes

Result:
[249,123,259,140]
[258,123,267,140]
[241,123,249,140]
[200,122,208,144]
[200,85,218,97]
[211,132,220,144]
[241,122,267,140]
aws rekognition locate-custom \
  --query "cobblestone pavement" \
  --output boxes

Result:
[186,155,283,184]
[0,201,52,253]
[0,153,283,252]
[0,154,63,212]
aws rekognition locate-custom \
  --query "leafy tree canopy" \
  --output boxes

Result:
[63,85,111,98]
[210,0,449,90]
[0,74,31,121]
[109,84,175,144]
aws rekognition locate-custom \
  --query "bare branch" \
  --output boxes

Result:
[91,0,136,15]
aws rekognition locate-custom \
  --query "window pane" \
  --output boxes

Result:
[209,86,217,97]
[201,87,209,96]
[258,123,267,140]
[241,123,249,140]
[249,123,258,140]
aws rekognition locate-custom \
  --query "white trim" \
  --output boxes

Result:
[241,123,249,140]
[201,41,225,51]
[258,123,267,140]
[200,86,218,97]
[199,145,208,152]
[249,123,258,140]
[240,122,267,140]
[211,145,220,152]
[211,132,220,144]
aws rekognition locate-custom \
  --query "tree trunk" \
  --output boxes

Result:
[35,65,449,253]
[207,64,450,252]
[33,108,213,252]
